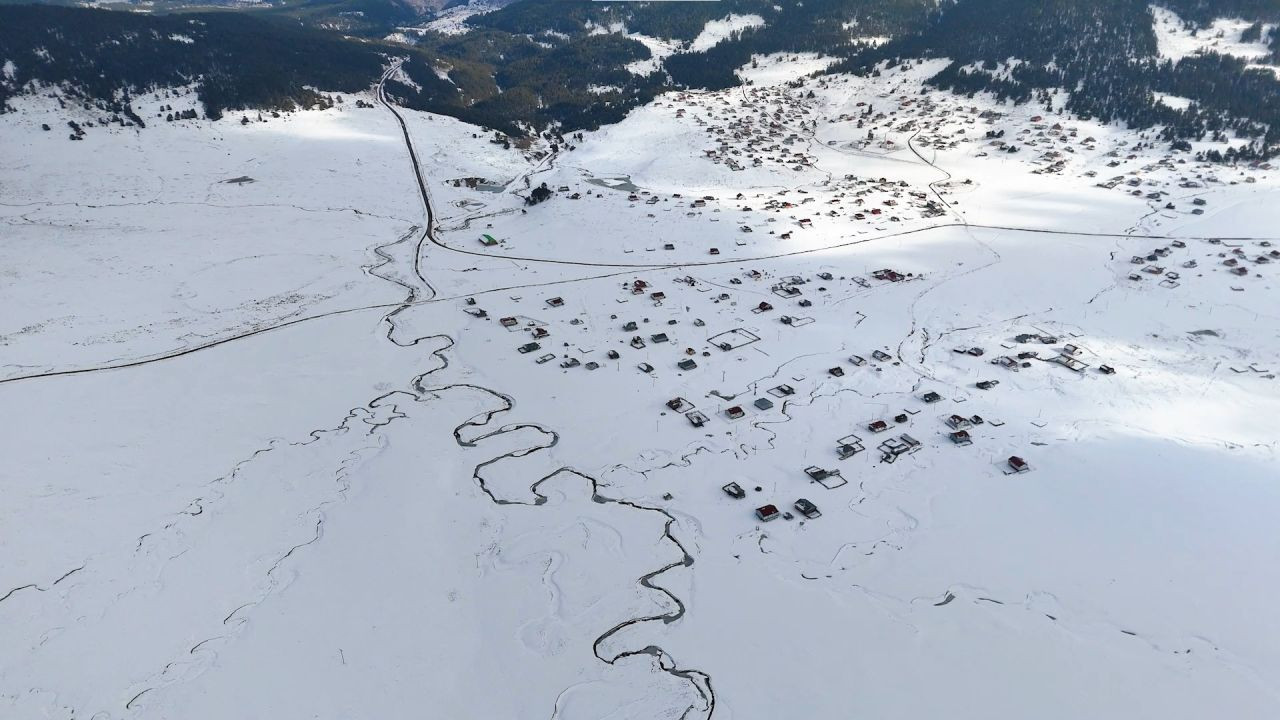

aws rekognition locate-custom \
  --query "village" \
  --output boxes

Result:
[405,53,1279,552]
[433,55,1273,275]
[449,239,1264,532]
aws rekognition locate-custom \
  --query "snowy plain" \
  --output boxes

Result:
[3,45,1280,720]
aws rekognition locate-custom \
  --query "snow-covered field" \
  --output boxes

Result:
[1151,5,1275,63]
[3,53,1279,720]
[1151,5,1280,76]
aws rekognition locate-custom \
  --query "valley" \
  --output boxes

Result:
[3,23,1280,720]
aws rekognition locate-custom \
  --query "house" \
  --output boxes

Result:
[726,406,746,420]
[637,363,654,373]
[546,297,565,307]
[994,356,1019,371]
[709,248,720,255]
[500,316,519,328]
[868,420,889,433]
[872,350,893,362]
[773,384,796,396]
[532,327,549,339]
[479,234,499,247]
[667,398,687,411]
[794,499,821,519]
[849,355,866,366]
[664,243,675,250]
[950,430,972,446]
[1049,355,1088,372]
[976,380,999,390]
[651,333,670,344]
[829,367,845,377]
[880,434,921,457]
[678,359,698,371]
[687,410,709,427]
[946,414,971,430]
[804,466,834,481]
[722,482,746,499]
[837,443,862,459]
[630,336,646,349]
[606,350,621,360]
[623,321,638,332]
[1008,456,1030,473]
[756,504,781,522]
[1062,343,1081,356]
[560,358,580,368]
[817,272,834,281]
[518,342,541,354]
[757,301,774,312]
[754,398,774,410]
[921,391,943,403]
[1098,365,1116,375]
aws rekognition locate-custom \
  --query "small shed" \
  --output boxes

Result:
[794,499,821,519]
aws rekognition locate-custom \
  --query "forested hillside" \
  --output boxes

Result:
[0,6,392,118]
[838,0,1280,159]
[4,0,1280,157]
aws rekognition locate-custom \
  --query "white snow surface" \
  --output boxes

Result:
[416,1,500,36]
[3,57,1280,720]
[689,14,766,52]
[1154,91,1193,110]
[1151,5,1276,63]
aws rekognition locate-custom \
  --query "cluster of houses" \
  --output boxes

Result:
[652,86,956,235]
[977,331,1120,376]
[1124,236,1276,287]
[470,258,1053,529]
